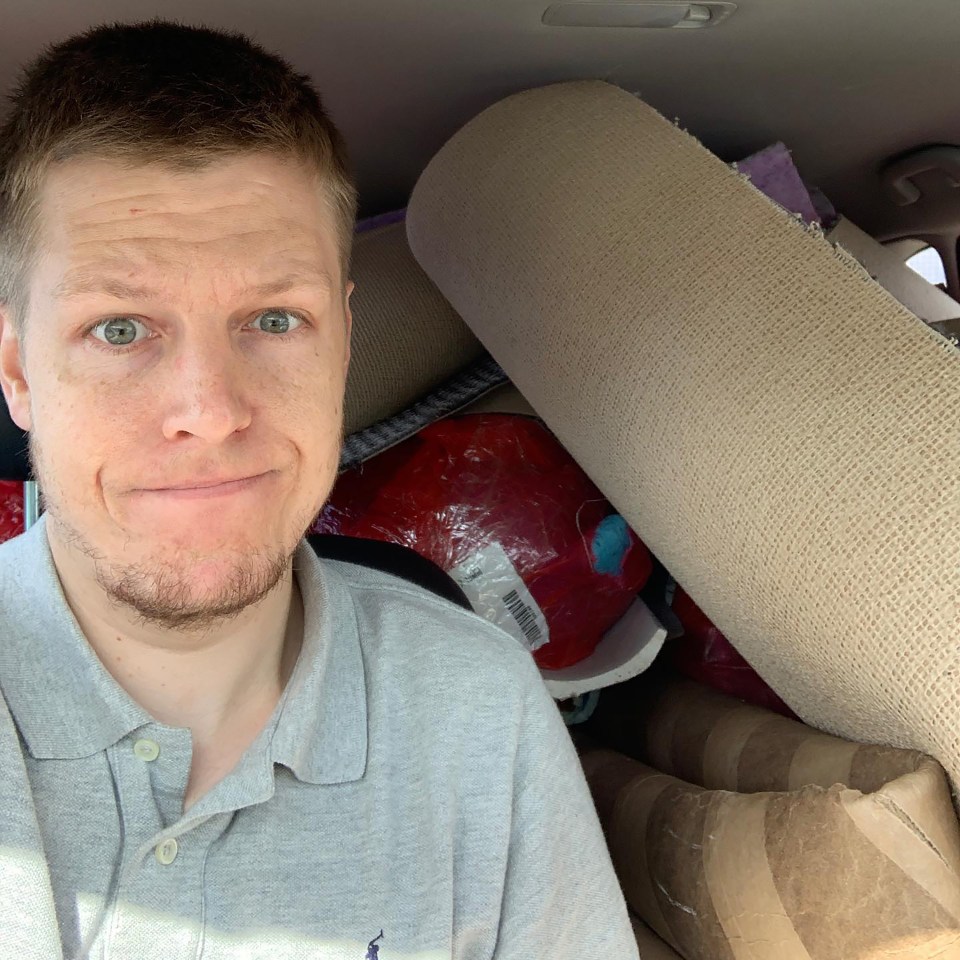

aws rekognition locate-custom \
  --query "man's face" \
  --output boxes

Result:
[0,153,352,629]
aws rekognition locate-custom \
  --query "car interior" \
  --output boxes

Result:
[1,1,959,958]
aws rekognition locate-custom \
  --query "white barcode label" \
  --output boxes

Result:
[449,542,550,653]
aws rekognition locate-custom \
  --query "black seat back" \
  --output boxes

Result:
[307,534,471,610]
[0,400,29,481]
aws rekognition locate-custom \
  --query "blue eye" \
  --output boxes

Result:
[92,316,150,346]
[251,309,303,334]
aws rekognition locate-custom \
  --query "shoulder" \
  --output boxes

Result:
[322,557,542,702]
[319,557,567,789]
[0,526,36,570]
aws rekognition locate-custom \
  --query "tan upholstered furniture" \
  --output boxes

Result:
[344,220,482,434]
[406,81,960,796]
[581,678,960,960]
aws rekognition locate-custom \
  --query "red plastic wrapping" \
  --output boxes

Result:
[0,481,23,544]
[314,415,653,669]
[671,585,798,719]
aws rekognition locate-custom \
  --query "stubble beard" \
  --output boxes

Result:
[30,438,310,634]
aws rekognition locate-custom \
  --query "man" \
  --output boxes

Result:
[0,20,638,960]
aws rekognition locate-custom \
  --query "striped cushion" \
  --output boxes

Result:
[580,680,960,960]
[591,676,949,795]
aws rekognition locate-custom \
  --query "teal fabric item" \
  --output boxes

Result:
[591,514,631,576]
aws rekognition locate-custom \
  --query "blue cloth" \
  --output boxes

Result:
[591,514,632,576]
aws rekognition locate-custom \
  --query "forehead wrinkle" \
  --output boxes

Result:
[54,192,315,247]
[47,159,294,214]
[57,193,261,228]
[48,249,188,302]
[52,255,334,306]
[65,227,291,249]
[41,155,337,253]
[248,271,334,299]
[53,274,161,302]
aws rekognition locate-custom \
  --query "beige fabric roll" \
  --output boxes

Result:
[344,221,482,435]
[406,81,960,794]
[581,746,960,960]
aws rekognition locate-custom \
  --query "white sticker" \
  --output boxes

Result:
[449,541,550,653]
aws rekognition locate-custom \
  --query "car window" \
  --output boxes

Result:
[905,245,947,286]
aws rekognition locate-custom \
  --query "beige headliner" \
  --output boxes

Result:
[0,0,958,246]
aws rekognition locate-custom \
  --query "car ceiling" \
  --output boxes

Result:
[2,0,959,243]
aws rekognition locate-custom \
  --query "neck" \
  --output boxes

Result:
[47,531,304,748]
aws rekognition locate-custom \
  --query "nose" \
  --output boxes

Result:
[160,333,253,444]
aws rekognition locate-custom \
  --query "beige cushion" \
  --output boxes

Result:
[457,382,537,417]
[406,81,960,793]
[591,675,959,801]
[579,680,960,960]
[344,221,482,435]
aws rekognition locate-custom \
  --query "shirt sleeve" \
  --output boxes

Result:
[491,664,641,960]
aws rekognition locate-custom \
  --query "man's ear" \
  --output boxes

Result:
[0,307,32,431]
[343,280,354,377]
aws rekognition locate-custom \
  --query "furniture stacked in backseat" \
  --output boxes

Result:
[405,81,960,957]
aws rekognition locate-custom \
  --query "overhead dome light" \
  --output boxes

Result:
[542,1,737,29]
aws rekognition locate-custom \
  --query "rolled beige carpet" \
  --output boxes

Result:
[406,80,960,796]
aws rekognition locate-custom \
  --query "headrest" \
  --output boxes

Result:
[407,81,960,794]
[344,220,482,435]
[0,219,481,478]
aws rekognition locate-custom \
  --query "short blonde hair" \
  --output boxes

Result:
[0,19,358,326]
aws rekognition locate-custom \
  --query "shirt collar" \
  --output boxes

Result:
[0,517,368,785]
[268,541,368,785]
[0,515,150,759]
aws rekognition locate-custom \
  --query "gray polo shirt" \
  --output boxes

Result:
[0,516,638,960]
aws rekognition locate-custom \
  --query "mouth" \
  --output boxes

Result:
[138,471,273,500]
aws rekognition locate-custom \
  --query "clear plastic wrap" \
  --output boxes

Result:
[314,414,653,669]
[0,481,23,543]
[671,585,797,718]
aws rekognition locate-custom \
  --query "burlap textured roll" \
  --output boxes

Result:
[406,80,960,796]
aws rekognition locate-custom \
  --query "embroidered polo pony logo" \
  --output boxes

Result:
[365,930,385,960]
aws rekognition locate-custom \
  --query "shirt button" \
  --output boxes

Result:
[133,738,160,762]
[155,838,179,865]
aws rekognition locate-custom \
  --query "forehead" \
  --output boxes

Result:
[33,153,341,289]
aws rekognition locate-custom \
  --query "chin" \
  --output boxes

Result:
[101,539,294,631]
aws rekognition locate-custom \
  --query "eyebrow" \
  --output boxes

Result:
[52,270,334,302]
[52,276,160,301]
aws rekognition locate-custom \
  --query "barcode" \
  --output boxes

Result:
[502,589,543,647]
